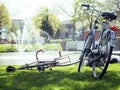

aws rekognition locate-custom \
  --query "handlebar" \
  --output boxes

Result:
[81,4,102,13]
[81,4,117,21]
[81,4,90,9]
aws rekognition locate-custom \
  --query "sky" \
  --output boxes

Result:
[0,0,74,21]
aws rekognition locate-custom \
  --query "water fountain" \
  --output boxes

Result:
[0,19,42,65]
[0,19,56,65]
[11,19,40,52]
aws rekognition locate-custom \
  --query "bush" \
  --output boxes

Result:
[0,44,17,52]
[50,39,72,43]
[0,44,41,52]
[0,43,62,52]
[50,39,63,43]
[44,43,62,51]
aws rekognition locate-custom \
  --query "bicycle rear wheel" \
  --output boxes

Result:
[92,34,113,79]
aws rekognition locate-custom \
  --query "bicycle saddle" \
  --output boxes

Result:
[101,12,117,20]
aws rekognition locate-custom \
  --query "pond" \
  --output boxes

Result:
[0,52,37,65]
[1,51,119,66]
[0,51,79,65]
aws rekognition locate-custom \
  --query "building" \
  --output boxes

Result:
[83,29,120,40]
[59,20,74,39]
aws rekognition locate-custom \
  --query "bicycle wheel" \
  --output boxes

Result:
[78,34,93,72]
[92,33,113,79]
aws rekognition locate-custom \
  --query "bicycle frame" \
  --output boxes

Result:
[100,28,116,47]
[83,20,97,56]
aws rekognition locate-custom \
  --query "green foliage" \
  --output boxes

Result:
[0,44,17,52]
[0,64,120,90]
[41,15,53,37]
[9,21,18,35]
[73,0,120,30]
[0,44,41,52]
[73,0,104,30]
[0,3,11,29]
[33,7,61,37]
[50,39,63,43]
[0,43,63,52]
[104,0,120,23]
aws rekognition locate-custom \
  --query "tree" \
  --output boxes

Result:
[41,15,53,37]
[0,3,11,30]
[59,0,98,40]
[104,0,120,23]
[33,7,61,37]
[10,21,17,35]
[69,0,106,41]
[73,0,101,30]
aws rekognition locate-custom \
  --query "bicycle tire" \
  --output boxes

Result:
[78,51,86,72]
[78,34,93,72]
[99,46,113,78]
[92,33,113,79]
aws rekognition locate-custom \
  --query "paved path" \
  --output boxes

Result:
[112,51,120,56]
[0,51,80,65]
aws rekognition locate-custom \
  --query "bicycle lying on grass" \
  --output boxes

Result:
[78,4,119,79]
[6,50,80,72]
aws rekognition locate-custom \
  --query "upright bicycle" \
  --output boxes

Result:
[78,4,119,79]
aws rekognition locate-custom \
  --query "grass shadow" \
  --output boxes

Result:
[0,65,120,90]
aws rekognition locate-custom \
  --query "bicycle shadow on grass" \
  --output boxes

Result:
[0,67,120,90]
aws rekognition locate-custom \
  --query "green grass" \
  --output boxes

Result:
[0,64,120,90]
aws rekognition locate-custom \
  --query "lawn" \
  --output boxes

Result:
[0,64,120,90]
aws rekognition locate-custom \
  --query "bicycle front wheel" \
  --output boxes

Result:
[78,51,86,72]
[78,34,93,72]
